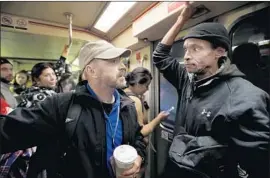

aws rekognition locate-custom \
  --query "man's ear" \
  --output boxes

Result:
[85,65,90,74]
[85,65,98,79]
[215,47,226,59]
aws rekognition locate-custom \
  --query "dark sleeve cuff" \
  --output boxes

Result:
[155,42,173,54]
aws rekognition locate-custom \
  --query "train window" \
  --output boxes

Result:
[231,7,270,47]
[230,7,270,94]
[159,40,185,129]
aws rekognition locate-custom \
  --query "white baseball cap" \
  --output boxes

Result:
[78,40,132,69]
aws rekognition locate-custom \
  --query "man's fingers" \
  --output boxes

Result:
[121,163,139,176]
[184,1,190,5]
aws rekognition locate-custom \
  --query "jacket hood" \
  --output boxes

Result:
[216,57,245,78]
[194,57,245,87]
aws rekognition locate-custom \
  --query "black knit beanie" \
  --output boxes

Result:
[0,57,12,65]
[183,22,230,51]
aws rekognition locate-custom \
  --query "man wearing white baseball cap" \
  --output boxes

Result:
[0,40,146,178]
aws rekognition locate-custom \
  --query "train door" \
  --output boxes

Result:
[148,39,187,178]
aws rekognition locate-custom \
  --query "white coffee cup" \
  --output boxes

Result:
[113,144,138,178]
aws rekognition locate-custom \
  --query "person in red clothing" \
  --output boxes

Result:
[0,97,12,115]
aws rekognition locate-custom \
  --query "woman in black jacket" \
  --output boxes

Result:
[18,62,57,108]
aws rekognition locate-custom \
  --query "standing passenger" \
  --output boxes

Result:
[153,3,269,178]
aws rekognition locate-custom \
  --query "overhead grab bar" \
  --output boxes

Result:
[64,12,73,48]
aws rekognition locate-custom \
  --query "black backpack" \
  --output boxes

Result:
[168,133,241,178]
[26,97,82,178]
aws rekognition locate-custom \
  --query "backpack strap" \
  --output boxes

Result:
[50,95,82,177]
[26,93,82,178]
[65,102,82,143]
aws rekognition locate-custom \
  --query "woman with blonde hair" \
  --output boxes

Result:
[11,70,31,95]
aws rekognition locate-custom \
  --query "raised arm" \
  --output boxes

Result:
[0,92,72,153]
[153,3,194,89]
[161,3,193,45]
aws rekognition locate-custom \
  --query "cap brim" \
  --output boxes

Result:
[95,47,131,60]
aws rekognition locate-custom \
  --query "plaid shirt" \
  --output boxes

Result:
[0,147,36,178]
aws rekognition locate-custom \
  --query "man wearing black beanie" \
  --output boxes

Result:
[153,3,269,178]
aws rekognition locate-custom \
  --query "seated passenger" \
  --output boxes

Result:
[232,42,269,93]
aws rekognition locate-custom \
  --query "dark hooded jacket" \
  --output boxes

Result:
[0,86,56,178]
[0,84,146,178]
[153,43,269,178]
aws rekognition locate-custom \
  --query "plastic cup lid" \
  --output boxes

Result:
[113,145,138,164]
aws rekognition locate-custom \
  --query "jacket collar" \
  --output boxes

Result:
[0,81,11,88]
[75,82,133,109]
[189,57,245,89]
